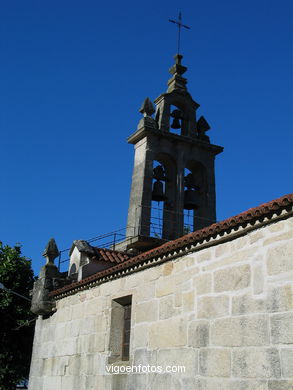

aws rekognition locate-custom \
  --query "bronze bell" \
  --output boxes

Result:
[171,117,181,129]
[152,180,166,202]
[184,189,199,210]
[171,109,182,129]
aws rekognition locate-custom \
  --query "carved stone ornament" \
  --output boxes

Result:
[139,97,155,117]
[42,238,59,265]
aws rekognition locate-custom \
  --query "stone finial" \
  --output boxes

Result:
[197,116,211,142]
[167,54,188,92]
[139,97,155,117]
[42,238,59,265]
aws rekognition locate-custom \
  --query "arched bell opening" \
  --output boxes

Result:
[150,154,177,240]
[169,103,189,136]
[184,161,208,232]
[150,160,167,238]
[183,168,199,233]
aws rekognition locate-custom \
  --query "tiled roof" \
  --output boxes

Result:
[93,247,131,264]
[51,193,293,298]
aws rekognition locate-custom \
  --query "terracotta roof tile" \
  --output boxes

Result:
[93,247,131,264]
[51,193,293,297]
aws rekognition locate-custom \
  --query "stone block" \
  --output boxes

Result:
[94,332,106,352]
[135,300,158,323]
[128,374,148,390]
[162,262,174,276]
[174,269,198,287]
[71,303,84,320]
[214,264,251,292]
[199,348,231,377]
[215,241,231,257]
[268,221,286,232]
[211,315,269,346]
[159,295,176,320]
[124,274,141,289]
[145,266,161,281]
[197,248,213,263]
[281,349,293,377]
[67,355,81,375]
[149,373,179,390]
[232,348,281,378]
[80,317,95,335]
[60,376,78,390]
[42,376,62,390]
[249,230,264,244]
[264,231,293,246]
[232,294,265,316]
[188,320,209,347]
[182,378,199,390]
[253,264,264,295]
[267,284,293,313]
[231,236,249,251]
[133,324,149,348]
[229,380,269,390]
[29,358,44,377]
[27,376,44,390]
[55,323,66,341]
[271,313,293,344]
[111,373,129,390]
[268,380,293,390]
[182,291,195,312]
[136,281,155,302]
[157,348,198,376]
[60,338,77,356]
[57,306,72,322]
[69,319,81,337]
[174,287,182,307]
[186,255,197,267]
[85,299,100,316]
[266,241,293,275]
[173,258,185,272]
[133,348,155,366]
[80,353,95,376]
[149,318,187,348]
[192,378,230,390]
[198,295,229,318]
[194,274,212,295]
[156,278,174,297]
[42,358,53,376]
[205,248,255,272]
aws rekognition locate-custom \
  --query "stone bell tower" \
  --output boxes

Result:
[125,54,223,251]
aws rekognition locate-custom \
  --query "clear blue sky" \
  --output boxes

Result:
[1,0,292,274]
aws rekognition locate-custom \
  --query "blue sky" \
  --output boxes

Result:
[1,0,292,274]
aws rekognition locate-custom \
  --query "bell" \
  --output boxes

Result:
[171,109,182,129]
[184,189,199,210]
[171,117,181,129]
[152,180,166,202]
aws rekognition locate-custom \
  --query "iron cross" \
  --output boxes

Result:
[169,12,191,54]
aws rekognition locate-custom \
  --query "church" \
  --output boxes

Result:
[28,47,293,389]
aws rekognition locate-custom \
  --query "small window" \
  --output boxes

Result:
[122,304,131,360]
[109,295,132,363]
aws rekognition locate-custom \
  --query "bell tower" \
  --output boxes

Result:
[124,54,223,252]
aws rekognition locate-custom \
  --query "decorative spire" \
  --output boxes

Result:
[167,54,188,92]
[139,97,155,117]
[42,238,59,265]
[136,97,157,131]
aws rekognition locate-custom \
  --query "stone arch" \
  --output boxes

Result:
[151,152,178,240]
[183,160,208,232]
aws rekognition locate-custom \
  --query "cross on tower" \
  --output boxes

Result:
[169,12,191,54]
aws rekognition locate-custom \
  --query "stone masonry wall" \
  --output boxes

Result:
[29,215,293,390]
